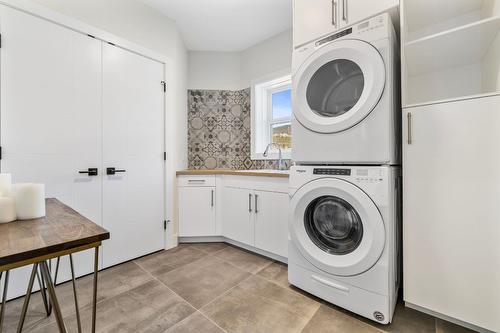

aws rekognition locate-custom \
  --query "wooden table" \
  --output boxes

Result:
[0,199,110,333]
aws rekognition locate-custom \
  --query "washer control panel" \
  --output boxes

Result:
[313,168,351,176]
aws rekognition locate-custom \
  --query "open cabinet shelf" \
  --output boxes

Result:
[402,0,500,107]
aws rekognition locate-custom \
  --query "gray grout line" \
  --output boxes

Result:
[198,310,229,333]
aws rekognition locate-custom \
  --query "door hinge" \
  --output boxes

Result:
[0,146,2,160]
[161,81,166,92]
[0,34,2,48]
[163,152,167,161]
[163,220,167,230]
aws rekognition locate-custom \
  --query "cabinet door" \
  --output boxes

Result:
[222,187,253,246]
[403,97,500,332]
[102,43,165,268]
[178,187,216,237]
[0,5,102,298]
[254,191,289,258]
[340,0,398,27]
[294,0,338,47]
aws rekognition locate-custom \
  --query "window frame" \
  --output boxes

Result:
[251,74,292,160]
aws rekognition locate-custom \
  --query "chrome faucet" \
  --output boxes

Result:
[263,143,285,170]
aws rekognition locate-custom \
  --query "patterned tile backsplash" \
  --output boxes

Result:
[188,89,291,170]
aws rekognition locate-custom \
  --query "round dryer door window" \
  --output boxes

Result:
[289,178,385,276]
[293,39,385,134]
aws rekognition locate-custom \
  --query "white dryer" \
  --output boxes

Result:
[288,165,401,324]
[292,14,400,165]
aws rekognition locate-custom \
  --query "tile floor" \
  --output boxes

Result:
[2,243,475,333]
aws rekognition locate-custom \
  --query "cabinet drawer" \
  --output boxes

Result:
[178,175,216,187]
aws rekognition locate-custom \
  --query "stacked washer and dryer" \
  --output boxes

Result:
[288,13,402,324]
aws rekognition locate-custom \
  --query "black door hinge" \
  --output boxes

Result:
[0,34,2,48]
[161,81,166,92]
[0,146,2,160]
[163,220,167,230]
[163,152,167,161]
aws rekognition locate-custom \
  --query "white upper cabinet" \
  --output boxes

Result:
[341,0,398,27]
[293,0,399,47]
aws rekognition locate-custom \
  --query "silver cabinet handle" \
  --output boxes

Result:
[331,0,337,26]
[407,112,412,145]
[188,179,205,183]
[248,193,252,212]
[255,194,259,214]
[211,189,214,207]
[343,0,347,21]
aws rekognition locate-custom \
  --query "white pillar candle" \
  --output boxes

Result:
[0,173,12,197]
[12,183,46,220]
[0,197,16,223]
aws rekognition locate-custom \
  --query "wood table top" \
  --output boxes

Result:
[0,198,109,267]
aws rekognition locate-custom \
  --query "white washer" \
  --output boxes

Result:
[288,165,401,324]
[292,14,400,165]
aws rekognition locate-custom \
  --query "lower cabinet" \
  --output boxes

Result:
[177,175,289,259]
[178,180,216,237]
[253,190,289,258]
[220,186,289,258]
[221,187,254,245]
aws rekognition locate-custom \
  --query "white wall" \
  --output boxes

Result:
[31,0,189,169]
[240,29,293,88]
[188,51,241,90]
[188,29,293,90]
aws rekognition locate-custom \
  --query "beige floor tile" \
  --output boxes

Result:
[3,261,152,332]
[158,256,250,309]
[435,319,476,333]
[182,242,228,254]
[201,275,320,333]
[30,279,196,333]
[256,261,289,288]
[302,305,381,333]
[166,312,225,333]
[375,302,436,333]
[135,245,208,276]
[213,246,272,274]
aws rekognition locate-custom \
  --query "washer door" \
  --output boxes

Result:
[290,178,385,276]
[293,39,385,134]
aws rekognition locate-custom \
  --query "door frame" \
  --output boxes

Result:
[0,0,176,250]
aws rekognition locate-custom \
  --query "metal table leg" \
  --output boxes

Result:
[17,264,38,333]
[36,269,50,316]
[0,270,10,333]
[69,254,82,333]
[92,246,99,333]
[40,262,66,333]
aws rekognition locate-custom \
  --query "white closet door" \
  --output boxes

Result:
[0,6,102,298]
[102,44,165,267]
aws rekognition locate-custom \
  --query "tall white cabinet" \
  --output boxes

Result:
[401,1,500,332]
[0,5,166,298]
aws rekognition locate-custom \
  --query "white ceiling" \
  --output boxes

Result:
[139,0,292,51]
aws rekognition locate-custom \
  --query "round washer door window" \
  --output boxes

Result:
[305,196,363,255]
[289,178,385,276]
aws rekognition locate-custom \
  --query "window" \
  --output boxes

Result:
[252,75,292,160]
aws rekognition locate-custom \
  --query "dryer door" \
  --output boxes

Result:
[290,178,385,276]
[293,39,385,134]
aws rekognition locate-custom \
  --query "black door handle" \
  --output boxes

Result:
[79,168,98,176]
[107,167,126,175]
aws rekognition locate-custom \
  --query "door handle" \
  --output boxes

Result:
[248,193,252,212]
[407,112,412,145]
[331,0,337,26]
[106,167,126,175]
[211,189,214,207]
[342,0,347,21]
[79,168,98,176]
[255,194,259,213]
